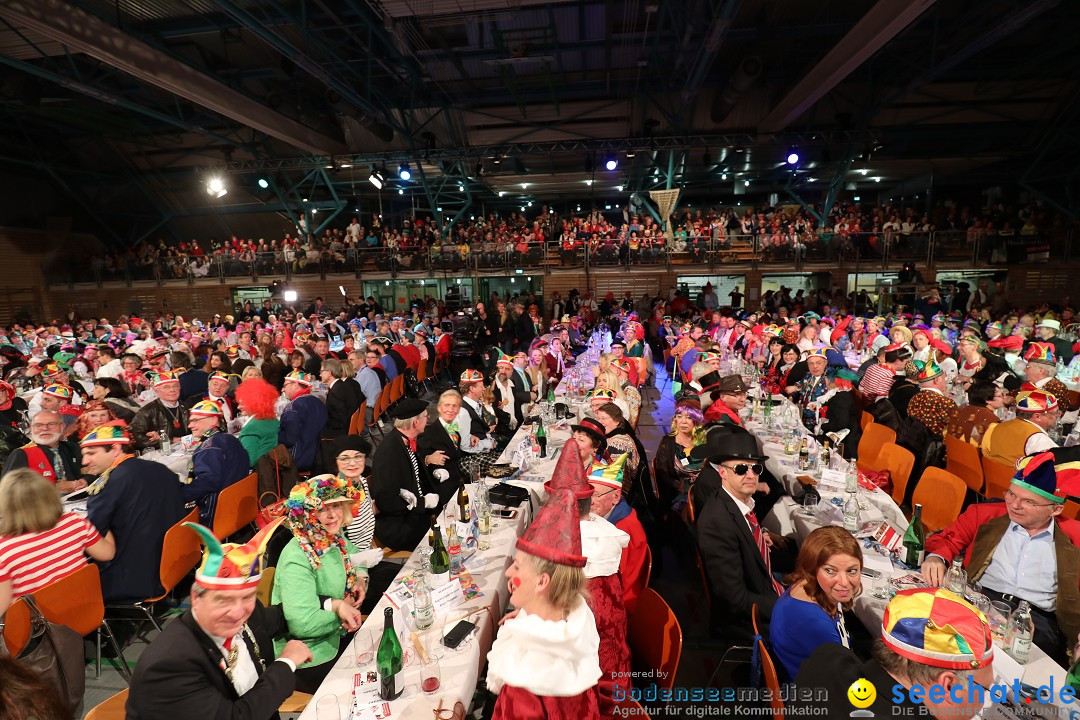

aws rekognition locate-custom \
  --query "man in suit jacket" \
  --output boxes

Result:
[127,520,313,720]
[512,302,535,352]
[695,430,787,644]
[277,371,327,472]
[369,399,444,550]
[319,358,362,440]
[417,390,466,494]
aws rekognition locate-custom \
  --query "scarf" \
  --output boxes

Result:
[293,509,360,592]
[0,382,14,412]
[441,418,460,446]
[87,453,133,496]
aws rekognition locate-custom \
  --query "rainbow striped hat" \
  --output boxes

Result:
[80,420,132,447]
[41,362,67,378]
[588,452,629,491]
[914,360,943,382]
[881,588,993,670]
[189,399,225,418]
[459,368,485,384]
[495,350,514,368]
[42,383,73,400]
[1013,451,1068,503]
[588,388,616,400]
[1023,342,1056,366]
[208,370,232,382]
[186,518,284,591]
[804,348,829,360]
[284,370,315,386]
[150,371,179,387]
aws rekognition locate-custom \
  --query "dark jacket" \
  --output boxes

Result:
[130,399,190,451]
[185,432,251,525]
[369,431,439,550]
[513,312,536,352]
[178,368,209,402]
[695,485,780,644]
[322,379,362,439]
[278,394,327,472]
[126,604,295,720]
[794,644,925,718]
[416,421,465,504]
[2,440,82,481]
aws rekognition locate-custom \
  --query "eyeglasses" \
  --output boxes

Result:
[722,462,763,476]
[31,422,62,430]
[593,486,619,498]
[1004,488,1058,509]
[337,454,365,464]
[434,701,466,720]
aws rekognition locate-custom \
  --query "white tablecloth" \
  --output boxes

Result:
[297,490,531,720]
[140,446,196,484]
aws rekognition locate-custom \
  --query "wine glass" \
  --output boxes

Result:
[316,695,340,720]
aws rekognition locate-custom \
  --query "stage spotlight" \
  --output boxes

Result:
[399,164,411,181]
[605,158,618,171]
[257,177,269,189]
[206,177,227,198]
[368,170,384,189]
[786,151,799,165]
[282,290,298,302]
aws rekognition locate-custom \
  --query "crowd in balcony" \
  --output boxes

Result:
[59,196,1071,284]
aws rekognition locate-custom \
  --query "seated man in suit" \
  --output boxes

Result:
[694,428,791,644]
[184,400,251,526]
[921,451,1080,666]
[186,370,236,425]
[126,519,313,720]
[278,370,327,473]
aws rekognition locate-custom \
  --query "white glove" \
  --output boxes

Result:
[432,469,449,482]
[352,547,385,568]
[399,489,418,510]
[423,493,440,509]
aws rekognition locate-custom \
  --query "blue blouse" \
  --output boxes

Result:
[769,588,847,681]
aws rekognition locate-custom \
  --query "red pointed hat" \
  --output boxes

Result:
[516,488,586,568]
[543,438,594,500]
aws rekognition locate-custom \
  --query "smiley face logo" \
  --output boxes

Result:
[847,678,876,709]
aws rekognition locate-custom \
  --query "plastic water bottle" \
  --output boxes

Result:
[843,490,860,533]
[944,556,968,595]
[412,568,434,631]
[1008,601,1034,665]
[160,423,171,454]
[844,463,859,494]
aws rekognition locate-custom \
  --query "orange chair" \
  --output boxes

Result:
[640,544,653,591]
[857,423,896,474]
[1,596,31,656]
[349,401,366,435]
[860,410,873,431]
[108,507,200,632]
[628,588,682,693]
[944,433,984,495]
[33,564,130,679]
[212,472,259,540]
[85,689,129,720]
[879,442,915,507]
[752,604,784,715]
[912,468,966,532]
[981,456,1015,501]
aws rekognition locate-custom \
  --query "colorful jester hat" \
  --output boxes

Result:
[1013,451,1080,503]
[588,452,629,491]
[185,517,284,591]
[881,588,993,670]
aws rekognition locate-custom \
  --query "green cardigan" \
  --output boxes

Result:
[238,418,280,467]
[272,536,366,667]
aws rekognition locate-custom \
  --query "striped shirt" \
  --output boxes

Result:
[345,477,376,551]
[860,363,896,399]
[0,513,102,598]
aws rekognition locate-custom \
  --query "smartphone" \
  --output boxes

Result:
[492,508,518,519]
[442,620,476,649]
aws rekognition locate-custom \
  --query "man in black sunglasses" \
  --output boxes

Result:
[693,426,793,645]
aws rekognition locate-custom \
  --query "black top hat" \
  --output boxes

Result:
[689,424,768,463]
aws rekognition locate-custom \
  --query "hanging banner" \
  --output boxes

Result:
[649,189,681,240]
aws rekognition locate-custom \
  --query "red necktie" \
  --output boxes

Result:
[746,511,784,596]
[405,436,416,453]
[223,636,233,652]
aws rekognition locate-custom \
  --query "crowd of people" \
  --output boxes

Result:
[51,195,1072,284]
[5,270,1080,718]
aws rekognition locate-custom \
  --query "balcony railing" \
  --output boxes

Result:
[44,229,1075,287]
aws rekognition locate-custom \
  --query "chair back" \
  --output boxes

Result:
[860,410,873,431]
[1,596,31,656]
[944,433,984,494]
[84,689,129,720]
[212,472,259,540]
[912,468,966,532]
[349,401,366,435]
[857,423,896,473]
[33,563,105,636]
[752,605,784,714]
[256,566,276,608]
[627,588,681,692]
[981,456,1015,501]
[147,507,201,603]
[880,442,915,506]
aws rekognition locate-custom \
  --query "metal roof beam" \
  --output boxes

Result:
[0,0,348,157]
[757,0,937,134]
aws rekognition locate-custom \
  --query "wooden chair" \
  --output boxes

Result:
[944,433,984,495]
[212,472,259,540]
[628,587,682,693]
[33,564,130,679]
[857,423,896,474]
[84,689,129,720]
[256,566,276,608]
[108,507,200,632]
[981,456,1016,501]
[912,468,967,532]
[1,596,31,656]
[879,442,915,507]
[279,692,314,714]
[752,604,784,715]
[349,401,366,435]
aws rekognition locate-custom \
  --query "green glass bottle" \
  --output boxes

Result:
[430,524,451,587]
[536,420,547,457]
[903,504,926,568]
[377,607,403,700]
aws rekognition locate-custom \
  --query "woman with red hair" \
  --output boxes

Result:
[234,377,281,466]
[75,400,115,440]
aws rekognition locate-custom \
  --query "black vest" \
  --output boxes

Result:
[461,398,490,441]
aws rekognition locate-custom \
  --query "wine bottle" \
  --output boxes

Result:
[819,441,831,469]
[430,524,451,587]
[458,484,470,523]
[902,504,925,568]
[798,438,810,471]
[536,420,547,458]
[377,607,403,700]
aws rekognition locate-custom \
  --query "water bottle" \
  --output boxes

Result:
[160,422,171,454]
[784,429,798,456]
[412,568,434,632]
[944,556,968,595]
[1008,601,1034,665]
[843,490,860,533]
[844,463,859,494]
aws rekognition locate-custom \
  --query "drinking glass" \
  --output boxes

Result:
[353,628,374,666]
[316,695,340,720]
[801,495,818,517]
[421,656,442,694]
[870,574,894,601]
[988,600,1012,648]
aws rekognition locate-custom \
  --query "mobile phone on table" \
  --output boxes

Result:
[443,620,476,649]
[492,508,518,519]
